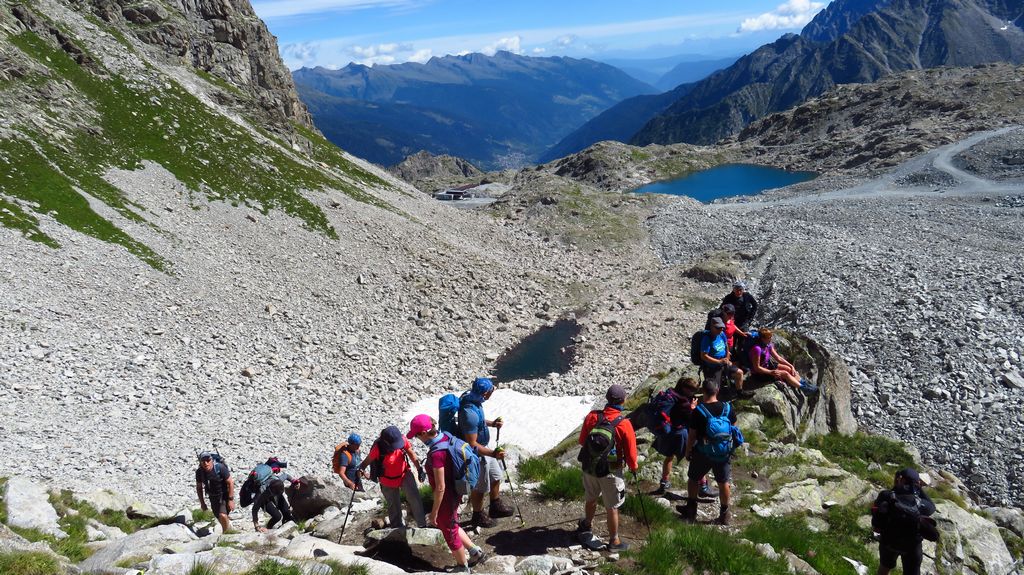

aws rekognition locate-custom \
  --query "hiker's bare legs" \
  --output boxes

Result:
[584,498,598,525]
[457,527,474,549]
[217,513,231,533]
[719,482,731,508]
[452,545,468,567]
[470,491,485,513]
[489,478,501,503]
[733,370,745,390]
[606,508,620,544]
[661,457,674,483]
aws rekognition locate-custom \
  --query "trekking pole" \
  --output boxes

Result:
[499,459,526,528]
[337,486,358,543]
[631,471,651,535]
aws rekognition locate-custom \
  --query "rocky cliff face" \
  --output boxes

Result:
[82,0,311,132]
[386,150,484,193]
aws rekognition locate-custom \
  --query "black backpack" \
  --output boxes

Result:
[578,413,625,478]
[872,491,938,542]
[690,330,709,365]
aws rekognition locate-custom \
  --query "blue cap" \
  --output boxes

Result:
[472,377,494,395]
[347,433,362,445]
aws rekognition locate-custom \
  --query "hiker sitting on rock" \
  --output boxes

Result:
[195,451,234,533]
[577,384,638,552]
[722,280,758,331]
[333,433,365,491]
[408,414,486,573]
[459,377,513,528]
[681,378,740,525]
[359,425,427,529]
[701,317,752,399]
[747,329,818,395]
[650,376,713,499]
[872,468,938,575]
[252,479,291,532]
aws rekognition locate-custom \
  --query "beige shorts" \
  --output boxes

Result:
[582,468,626,509]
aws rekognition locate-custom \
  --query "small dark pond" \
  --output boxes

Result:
[633,164,817,202]
[491,319,580,382]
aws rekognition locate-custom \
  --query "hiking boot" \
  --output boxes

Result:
[488,498,514,519]
[676,502,697,522]
[451,566,471,574]
[799,380,819,395]
[468,546,486,566]
[471,511,495,528]
[698,482,717,498]
[607,539,630,552]
[576,518,592,533]
[651,479,670,496]
[715,507,731,526]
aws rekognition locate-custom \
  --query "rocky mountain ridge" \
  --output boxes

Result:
[632,0,1024,146]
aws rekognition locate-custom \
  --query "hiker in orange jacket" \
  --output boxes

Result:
[576,384,638,552]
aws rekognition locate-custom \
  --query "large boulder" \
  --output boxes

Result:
[75,489,131,513]
[4,476,66,539]
[515,554,575,574]
[365,527,446,547]
[934,502,1014,575]
[287,476,347,521]
[284,534,405,574]
[0,523,76,574]
[79,523,197,574]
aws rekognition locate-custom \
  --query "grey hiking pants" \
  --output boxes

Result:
[381,470,426,528]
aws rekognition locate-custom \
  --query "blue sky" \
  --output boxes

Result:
[253,0,832,70]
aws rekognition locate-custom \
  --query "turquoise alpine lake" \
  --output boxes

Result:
[634,164,817,202]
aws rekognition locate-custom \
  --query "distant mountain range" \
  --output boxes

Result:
[293,51,657,168]
[598,55,739,90]
[545,0,1024,158]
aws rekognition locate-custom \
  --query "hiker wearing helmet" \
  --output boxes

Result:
[721,280,758,331]
[701,316,753,399]
[195,451,234,533]
[333,434,365,491]
[359,425,427,529]
[459,377,512,528]
[681,378,738,525]
[576,384,638,552]
[252,479,290,532]
[747,329,818,395]
[409,414,486,573]
[871,468,938,575]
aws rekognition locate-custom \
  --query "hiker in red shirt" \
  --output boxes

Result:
[576,384,638,552]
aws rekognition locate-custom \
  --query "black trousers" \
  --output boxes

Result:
[880,543,923,575]
[261,494,294,529]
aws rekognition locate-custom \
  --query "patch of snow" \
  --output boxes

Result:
[403,389,595,455]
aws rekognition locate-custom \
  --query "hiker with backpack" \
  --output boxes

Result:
[408,414,486,573]
[649,376,713,498]
[871,468,938,575]
[747,328,818,395]
[332,434,365,491]
[195,451,234,533]
[251,479,291,532]
[359,425,427,529]
[680,378,743,525]
[576,384,638,552]
[721,280,758,330]
[457,377,512,528]
[239,457,296,525]
[701,316,753,399]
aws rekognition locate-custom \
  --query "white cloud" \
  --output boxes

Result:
[408,48,434,63]
[531,47,546,55]
[738,0,827,33]
[555,34,578,47]
[253,0,424,19]
[482,36,522,56]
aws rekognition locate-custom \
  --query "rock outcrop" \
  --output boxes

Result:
[387,150,484,193]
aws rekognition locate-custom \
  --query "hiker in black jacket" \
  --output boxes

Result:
[871,468,938,575]
[252,479,291,532]
[721,280,758,330]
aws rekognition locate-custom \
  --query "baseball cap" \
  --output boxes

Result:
[406,414,434,439]
[199,451,213,462]
[733,280,746,290]
[897,468,921,483]
[606,384,627,404]
[721,303,736,314]
[472,377,495,395]
[710,317,726,329]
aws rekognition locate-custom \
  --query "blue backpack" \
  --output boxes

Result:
[438,394,461,437]
[430,432,481,496]
[696,403,741,463]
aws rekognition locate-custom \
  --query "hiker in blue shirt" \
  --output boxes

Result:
[459,377,512,528]
[701,317,753,399]
[333,434,364,491]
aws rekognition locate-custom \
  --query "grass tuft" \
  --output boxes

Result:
[0,551,61,575]
[187,562,219,575]
[538,467,585,501]
[518,456,560,482]
[804,433,914,485]
[192,509,215,523]
[631,525,790,575]
[621,493,676,529]
[324,560,371,575]
[246,559,304,575]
